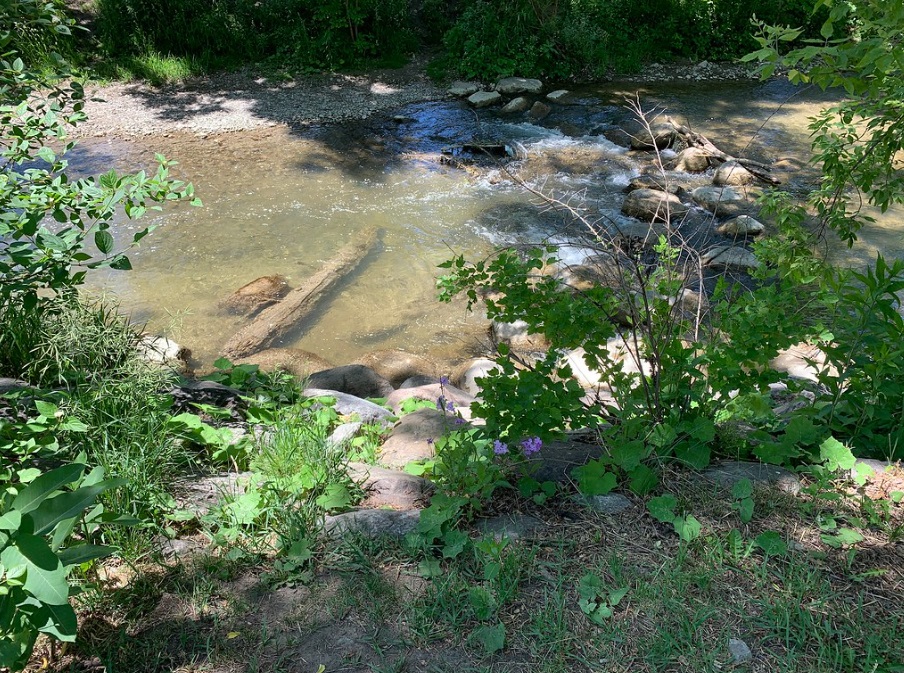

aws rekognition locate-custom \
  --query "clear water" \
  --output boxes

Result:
[79,80,903,369]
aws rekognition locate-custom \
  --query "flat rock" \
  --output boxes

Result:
[495,77,543,95]
[769,342,830,382]
[703,461,800,494]
[702,245,760,270]
[327,421,363,446]
[447,81,480,97]
[353,349,440,388]
[236,347,333,379]
[546,89,572,102]
[347,463,434,509]
[385,383,474,414]
[477,514,546,540]
[574,493,633,514]
[307,364,394,399]
[728,638,753,664]
[174,472,254,517]
[0,378,31,394]
[468,91,502,108]
[324,509,420,538]
[379,407,450,468]
[303,388,394,424]
[533,435,606,482]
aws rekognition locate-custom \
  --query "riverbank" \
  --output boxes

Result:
[72,59,760,139]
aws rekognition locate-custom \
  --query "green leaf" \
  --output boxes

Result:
[57,544,117,567]
[0,534,69,604]
[821,527,864,548]
[0,511,22,531]
[819,437,856,472]
[731,478,753,500]
[674,515,702,542]
[628,464,658,495]
[608,587,630,606]
[441,529,469,559]
[11,464,86,514]
[94,230,114,254]
[737,498,754,524]
[754,530,787,556]
[28,480,124,536]
[470,622,505,654]
[674,441,711,470]
[646,494,677,523]
[33,400,58,418]
[314,483,352,512]
[31,602,78,641]
[573,459,617,496]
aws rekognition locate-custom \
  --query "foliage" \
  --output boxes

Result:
[576,572,629,624]
[745,0,904,246]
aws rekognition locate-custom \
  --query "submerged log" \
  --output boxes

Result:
[221,228,379,360]
[666,117,781,185]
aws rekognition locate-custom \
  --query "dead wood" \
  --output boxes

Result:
[221,228,380,360]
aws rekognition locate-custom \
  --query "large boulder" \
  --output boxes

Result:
[769,342,832,382]
[452,357,501,396]
[235,348,333,379]
[219,275,289,315]
[495,77,543,95]
[302,388,394,424]
[324,509,420,538]
[353,349,440,388]
[468,91,502,108]
[714,161,756,187]
[307,364,394,399]
[717,215,765,237]
[703,461,800,495]
[621,188,689,222]
[691,185,756,217]
[385,383,474,414]
[347,463,434,509]
[626,175,683,194]
[529,101,551,120]
[491,319,550,351]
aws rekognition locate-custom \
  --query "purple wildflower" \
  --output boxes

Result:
[427,437,435,446]
[440,375,451,386]
[436,396,454,413]
[493,440,509,455]
[453,417,466,425]
[521,437,543,457]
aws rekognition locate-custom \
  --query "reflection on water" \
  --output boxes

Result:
[81,79,902,368]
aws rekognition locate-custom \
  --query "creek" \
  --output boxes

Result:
[78,78,904,369]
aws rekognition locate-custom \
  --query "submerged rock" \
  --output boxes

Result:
[529,101,551,120]
[219,275,289,315]
[628,121,677,151]
[353,349,440,388]
[546,89,572,103]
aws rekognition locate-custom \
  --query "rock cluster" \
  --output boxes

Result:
[447,76,574,121]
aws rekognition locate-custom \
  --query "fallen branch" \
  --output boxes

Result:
[666,116,780,185]
[221,227,380,360]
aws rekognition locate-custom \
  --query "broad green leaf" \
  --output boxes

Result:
[731,478,753,500]
[28,602,78,641]
[646,494,677,523]
[94,230,114,254]
[821,527,864,548]
[754,530,787,556]
[819,437,856,472]
[28,480,124,536]
[0,511,22,531]
[628,464,658,495]
[11,464,85,514]
[57,544,117,568]
[608,587,630,606]
[675,515,702,542]
[1,534,69,604]
[470,622,505,654]
[737,498,754,524]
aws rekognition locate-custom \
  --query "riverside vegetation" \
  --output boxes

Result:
[1,0,904,671]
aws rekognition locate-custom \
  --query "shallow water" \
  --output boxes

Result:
[80,79,903,369]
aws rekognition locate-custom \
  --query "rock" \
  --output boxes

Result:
[714,161,756,187]
[170,380,244,412]
[769,343,830,383]
[0,378,30,394]
[626,175,682,194]
[157,537,205,561]
[701,245,760,270]
[555,254,630,293]
[500,96,531,114]
[628,121,677,151]
[327,421,363,446]
[379,407,450,468]
[236,347,333,379]
[621,188,689,222]
[703,461,800,494]
[674,288,708,316]
[400,375,440,389]
[468,91,503,108]
[717,215,765,237]
[452,358,501,396]
[385,383,474,414]
[307,364,394,399]
[491,319,549,351]
[138,335,190,373]
[728,638,753,664]
[691,185,755,217]
[533,435,606,482]
[173,472,253,517]
[610,219,670,246]
[574,493,633,514]
[447,81,481,97]
[353,350,440,388]
[219,275,289,315]
[674,147,710,172]
[347,463,434,509]
[546,89,572,103]
[563,339,650,390]
[303,388,394,424]
[495,77,543,95]
[324,509,420,538]
[529,101,551,120]
[477,514,546,540]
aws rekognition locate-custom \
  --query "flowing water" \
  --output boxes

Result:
[78,79,904,369]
